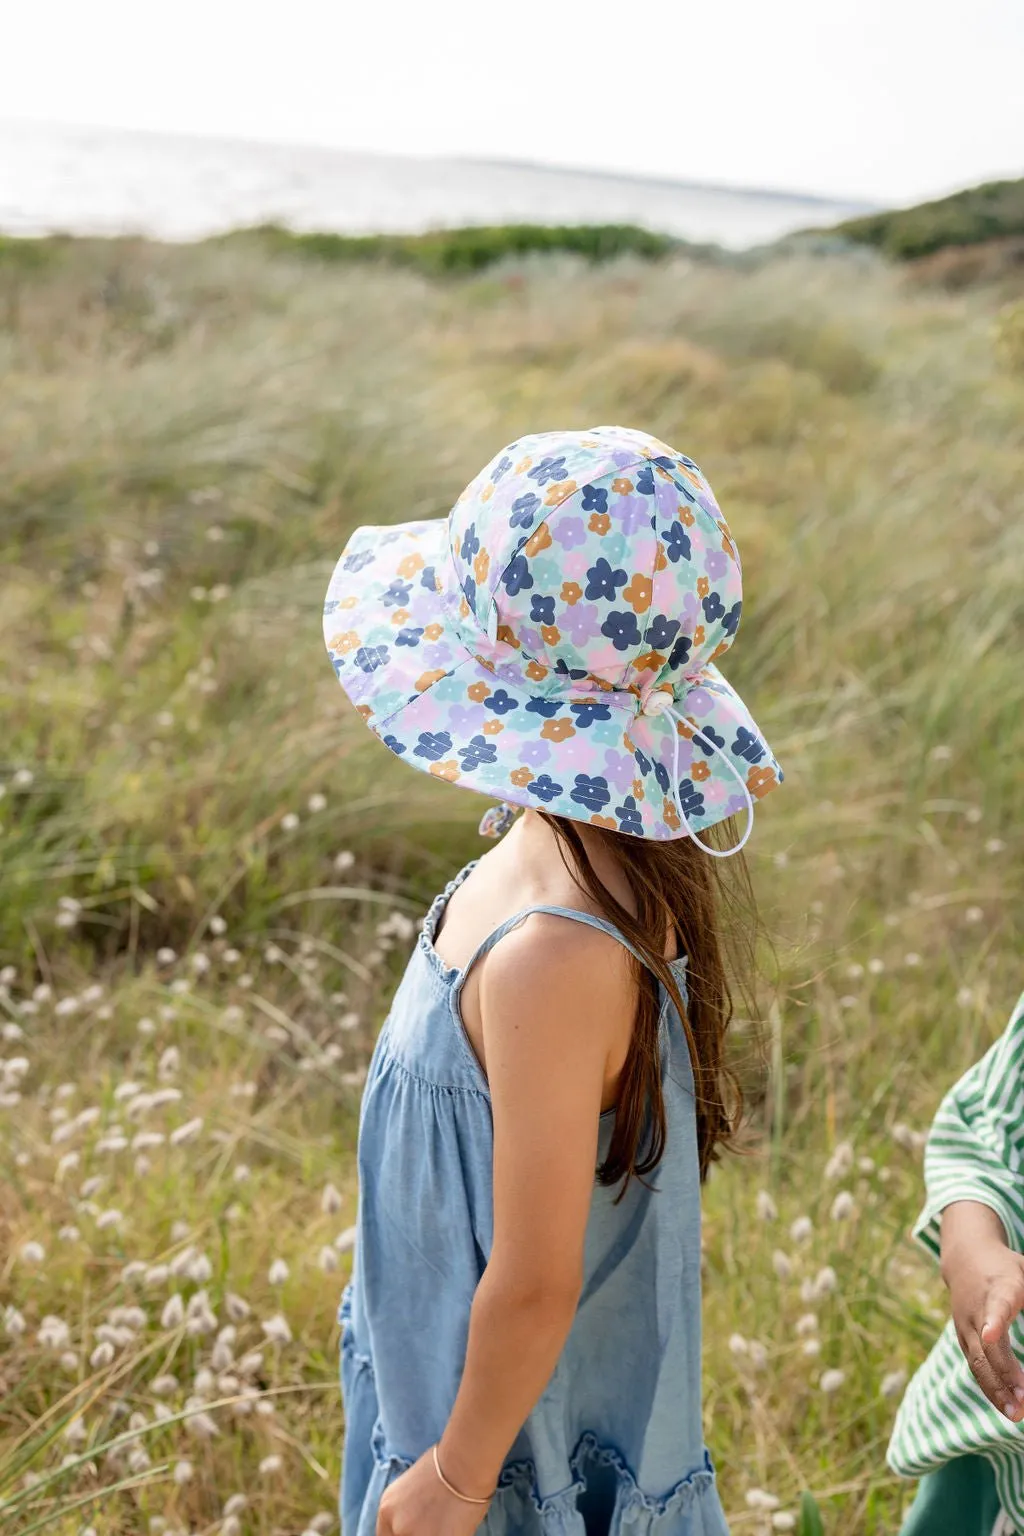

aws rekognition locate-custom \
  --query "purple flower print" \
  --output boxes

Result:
[447,704,485,734]
[705,549,728,580]
[519,739,551,768]
[602,750,637,793]
[611,495,650,536]
[552,516,587,551]
[558,603,602,647]
[420,643,452,670]
[685,687,714,717]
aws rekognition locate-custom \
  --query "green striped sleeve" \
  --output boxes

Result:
[914,991,1024,1261]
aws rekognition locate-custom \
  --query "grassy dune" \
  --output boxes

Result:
[1,233,1023,1535]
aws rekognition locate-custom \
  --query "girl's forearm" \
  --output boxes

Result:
[940,1199,1009,1284]
[437,1266,581,1499]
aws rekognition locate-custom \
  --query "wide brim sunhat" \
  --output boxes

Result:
[323,425,782,847]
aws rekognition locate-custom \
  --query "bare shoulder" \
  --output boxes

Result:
[478,910,634,1017]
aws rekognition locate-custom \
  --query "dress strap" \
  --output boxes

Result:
[454,904,688,997]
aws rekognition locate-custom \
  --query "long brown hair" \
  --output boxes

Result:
[540,812,757,1191]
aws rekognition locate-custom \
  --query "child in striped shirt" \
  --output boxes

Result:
[889,990,1024,1536]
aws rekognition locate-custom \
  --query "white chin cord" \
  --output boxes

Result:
[641,691,754,859]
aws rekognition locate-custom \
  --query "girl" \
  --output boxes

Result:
[888,990,1024,1536]
[322,425,783,1536]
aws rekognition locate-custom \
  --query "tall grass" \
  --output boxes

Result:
[1,234,1023,1534]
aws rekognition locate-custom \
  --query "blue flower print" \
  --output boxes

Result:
[395,626,424,647]
[530,594,556,626]
[635,464,656,496]
[382,579,412,608]
[484,688,518,716]
[552,659,588,682]
[460,523,480,562]
[413,730,454,761]
[668,633,693,670]
[462,575,477,609]
[702,591,724,624]
[732,727,765,765]
[569,702,613,729]
[678,780,706,818]
[527,454,569,486]
[323,599,339,616]
[525,697,562,719]
[354,644,389,673]
[491,454,513,483]
[420,565,438,591]
[601,610,642,652]
[651,455,676,472]
[570,774,611,813]
[663,523,692,564]
[653,760,670,794]
[382,734,407,757]
[527,773,563,803]
[510,492,542,531]
[645,613,680,651]
[722,600,742,636]
[615,796,643,835]
[580,483,608,515]
[458,735,499,773]
[692,723,725,757]
[502,554,534,596]
[584,557,628,602]
[633,747,652,776]
[343,549,375,574]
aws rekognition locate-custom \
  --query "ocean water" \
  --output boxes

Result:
[0,121,873,249]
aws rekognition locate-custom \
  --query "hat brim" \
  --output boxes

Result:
[323,519,782,841]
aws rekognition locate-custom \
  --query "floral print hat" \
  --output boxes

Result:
[323,425,782,851]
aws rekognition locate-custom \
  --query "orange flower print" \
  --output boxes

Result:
[390,608,410,626]
[697,576,710,599]
[691,759,711,782]
[632,779,645,800]
[679,505,695,527]
[622,573,652,614]
[510,766,532,788]
[663,798,680,831]
[541,718,576,743]
[467,681,490,702]
[747,765,779,800]
[588,512,611,535]
[525,659,549,682]
[591,815,617,831]
[561,581,582,606]
[692,625,705,648]
[709,641,729,663]
[340,594,359,610]
[397,552,425,578]
[328,630,359,655]
[721,529,737,558]
[497,624,521,649]
[482,720,504,736]
[480,482,494,502]
[633,649,666,673]
[430,760,460,782]
[525,522,552,557]
[459,596,471,620]
[654,543,668,573]
[514,456,533,474]
[541,624,561,646]
[545,478,577,506]
[357,704,374,721]
[473,550,490,584]
[612,477,634,495]
[424,622,444,641]
[415,669,447,692]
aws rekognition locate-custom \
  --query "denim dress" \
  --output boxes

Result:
[339,862,729,1536]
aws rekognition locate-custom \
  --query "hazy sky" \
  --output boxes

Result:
[5,0,1023,203]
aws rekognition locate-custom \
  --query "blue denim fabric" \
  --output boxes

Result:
[339,862,729,1535]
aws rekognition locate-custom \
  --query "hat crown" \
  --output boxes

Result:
[445,426,743,698]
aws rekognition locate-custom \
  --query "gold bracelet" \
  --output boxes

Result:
[431,1444,495,1505]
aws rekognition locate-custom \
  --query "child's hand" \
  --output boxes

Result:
[376,1447,493,1536]
[941,1200,1024,1421]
